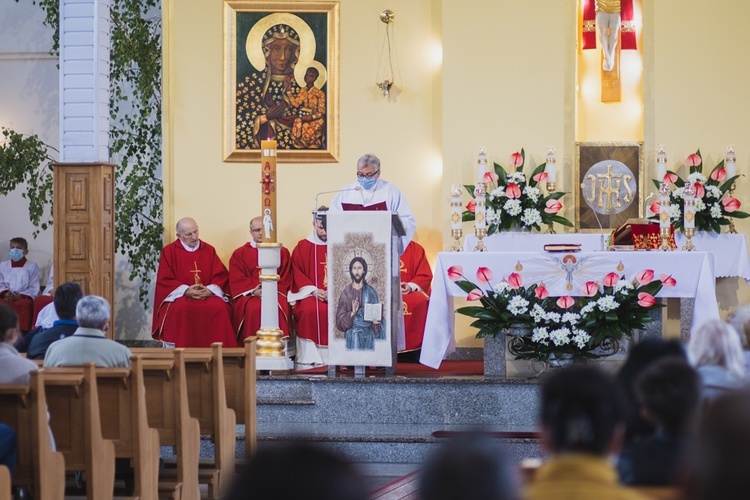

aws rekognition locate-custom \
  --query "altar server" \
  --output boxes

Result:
[0,237,40,332]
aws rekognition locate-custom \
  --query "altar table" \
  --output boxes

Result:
[463,232,750,280]
[420,250,719,369]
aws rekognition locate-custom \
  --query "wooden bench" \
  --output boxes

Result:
[140,351,202,500]
[95,356,182,500]
[0,376,65,499]
[42,363,116,499]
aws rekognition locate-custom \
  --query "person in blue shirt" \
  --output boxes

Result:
[27,282,83,360]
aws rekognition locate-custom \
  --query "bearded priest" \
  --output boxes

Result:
[152,217,237,347]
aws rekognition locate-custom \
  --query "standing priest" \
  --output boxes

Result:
[330,154,416,252]
[152,217,237,347]
[399,241,432,357]
[229,216,292,341]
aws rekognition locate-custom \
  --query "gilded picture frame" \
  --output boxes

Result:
[575,141,644,231]
[223,1,339,163]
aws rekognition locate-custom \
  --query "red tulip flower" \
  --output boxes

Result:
[510,152,524,168]
[663,172,678,184]
[544,199,563,214]
[637,292,656,307]
[534,284,549,299]
[710,167,727,182]
[603,272,620,287]
[447,265,464,281]
[466,289,484,301]
[483,171,499,183]
[466,200,476,213]
[636,269,654,284]
[533,171,549,183]
[722,197,741,213]
[693,182,705,199]
[507,272,523,289]
[506,183,521,199]
[476,267,493,284]
[659,274,677,287]
[556,296,575,309]
[686,153,702,167]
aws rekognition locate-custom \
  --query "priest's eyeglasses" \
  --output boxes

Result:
[357,170,380,179]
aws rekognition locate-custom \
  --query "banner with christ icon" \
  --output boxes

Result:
[327,211,401,368]
[575,141,644,231]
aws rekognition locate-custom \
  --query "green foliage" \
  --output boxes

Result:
[0,128,56,236]
[7,0,164,306]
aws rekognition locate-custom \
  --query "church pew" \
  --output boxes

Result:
[140,351,202,500]
[0,377,65,500]
[0,465,9,500]
[42,363,116,499]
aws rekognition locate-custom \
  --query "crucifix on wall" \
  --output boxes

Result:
[581,0,638,103]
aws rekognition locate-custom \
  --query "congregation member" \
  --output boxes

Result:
[26,282,83,360]
[0,303,38,384]
[688,319,746,401]
[151,217,236,347]
[524,365,644,500]
[229,216,292,340]
[725,304,750,378]
[289,207,329,364]
[0,237,40,332]
[618,358,700,486]
[44,295,131,367]
[31,264,54,327]
[399,240,432,358]
[330,153,417,252]
[0,424,17,477]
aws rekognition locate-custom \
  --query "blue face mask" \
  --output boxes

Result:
[358,176,377,190]
[9,248,23,262]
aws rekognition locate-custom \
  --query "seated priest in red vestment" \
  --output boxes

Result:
[400,241,432,354]
[229,216,292,340]
[288,208,329,364]
[0,237,41,332]
[152,217,237,347]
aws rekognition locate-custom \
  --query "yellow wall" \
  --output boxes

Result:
[164,0,750,344]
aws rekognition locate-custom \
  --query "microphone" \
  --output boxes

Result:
[581,182,607,251]
[312,186,361,215]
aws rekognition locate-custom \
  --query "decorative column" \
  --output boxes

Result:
[257,140,293,369]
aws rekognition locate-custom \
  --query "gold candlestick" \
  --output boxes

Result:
[474,227,487,252]
[545,182,557,234]
[682,228,696,251]
[450,229,463,251]
[660,227,672,251]
[728,182,738,234]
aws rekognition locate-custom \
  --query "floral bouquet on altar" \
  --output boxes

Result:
[649,150,749,233]
[448,265,672,362]
[462,149,573,234]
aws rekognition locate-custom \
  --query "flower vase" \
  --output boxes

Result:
[547,353,574,368]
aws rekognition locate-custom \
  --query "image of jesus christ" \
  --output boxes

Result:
[335,256,384,350]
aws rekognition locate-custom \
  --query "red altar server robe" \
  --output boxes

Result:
[400,241,432,352]
[229,243,292,340]
[151,239,237,347]
[290,237,329,346]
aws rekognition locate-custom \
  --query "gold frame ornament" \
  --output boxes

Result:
[223,1,340,163]
[575,141,644,232]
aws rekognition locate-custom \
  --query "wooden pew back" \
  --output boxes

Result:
[0,376,65,500]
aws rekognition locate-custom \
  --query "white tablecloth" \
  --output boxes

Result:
[420,250,719,368]
[464,232,750,280]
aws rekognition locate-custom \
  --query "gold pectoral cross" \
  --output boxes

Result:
[190,261,202,285]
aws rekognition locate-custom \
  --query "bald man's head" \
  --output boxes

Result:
[176,217,200,248]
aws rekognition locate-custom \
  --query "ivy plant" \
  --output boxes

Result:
[5,0,163,306]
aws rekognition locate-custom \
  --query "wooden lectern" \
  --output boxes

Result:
[326,211,405,377]
[53,162,116,337]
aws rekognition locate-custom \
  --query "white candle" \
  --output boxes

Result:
[477,147,488,183]
[657,144,667,182]
[450,184,463,231]
[683,183,696,231]
[726,145,736,178]
[474,184,486,231]
[659,182,671,230]
[545,147,557,183]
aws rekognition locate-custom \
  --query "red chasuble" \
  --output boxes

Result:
[151,240,236,347]
[290,238,329,346]
[229,243,292,340]
[399,242,433,352]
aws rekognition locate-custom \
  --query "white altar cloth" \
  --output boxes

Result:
[463,232,750,280]
[420,250,719,369]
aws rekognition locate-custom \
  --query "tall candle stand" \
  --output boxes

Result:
[682,183,696,251]
[545,182,557,234]
[658,183,672,251]
[449,184,463,251]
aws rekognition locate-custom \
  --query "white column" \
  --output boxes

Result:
[59,0,110,162]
